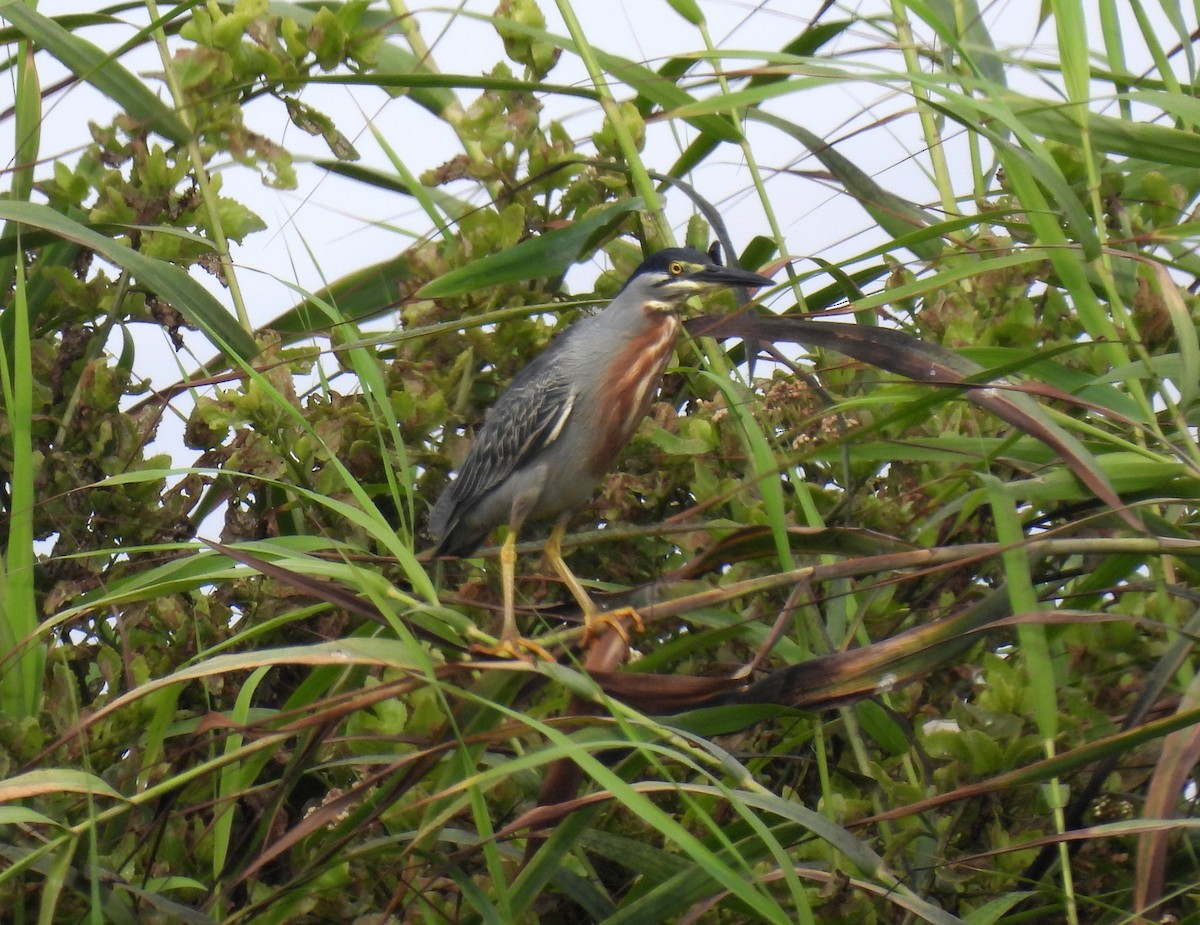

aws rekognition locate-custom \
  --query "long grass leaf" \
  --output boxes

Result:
[0,0,188,143]
[418,199,643,297]
[0,201,257,360]
[0,251,39,718]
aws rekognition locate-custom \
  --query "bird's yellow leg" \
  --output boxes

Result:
[500,528,517,645]
[545,521,644,646]
[470,530,552,661]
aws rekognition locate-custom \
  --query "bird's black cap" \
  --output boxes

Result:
[622,247,773,291]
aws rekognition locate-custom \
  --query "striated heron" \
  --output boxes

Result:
[430,247,774,658]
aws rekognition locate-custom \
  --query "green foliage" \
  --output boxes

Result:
[1,1,1199,922]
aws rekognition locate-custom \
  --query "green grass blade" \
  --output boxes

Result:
[418,199,643,297]
[0,251,40,719]
[0,201,257,361]
[0,0,189,143]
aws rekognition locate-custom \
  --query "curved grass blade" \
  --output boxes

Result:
[260,250,426,337]
[0,201,257,360]
[749,110,942,260]
[309,70,598,103]
[417,199,642,298]
[685,313,1143,532]
[862,702,1200,827]
[0,0,188,143]
[999,89,1200,169]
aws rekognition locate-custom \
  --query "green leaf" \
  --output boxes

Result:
[417,199,643,298]
[0,769,123,802]
[0,201,257,361]
[855,699,910,756]
[750,110,942,259]
[1149,262,1199,412]
[963,893,1034,925]
[0,0,189,144]
[664,0,705,25]
[308,70,598,103]
[0,806,62,827]
[999,89,1200,169]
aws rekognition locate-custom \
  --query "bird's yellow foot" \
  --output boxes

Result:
[471,636,555,662]
[581,606,645,647]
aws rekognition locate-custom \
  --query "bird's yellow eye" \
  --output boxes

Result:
[669,261,684,275]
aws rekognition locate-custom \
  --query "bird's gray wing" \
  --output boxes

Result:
[442,365,578,513]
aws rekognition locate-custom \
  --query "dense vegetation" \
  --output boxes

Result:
[1,1,1198,921]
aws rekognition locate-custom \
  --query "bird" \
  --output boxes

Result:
[429,246,774,658]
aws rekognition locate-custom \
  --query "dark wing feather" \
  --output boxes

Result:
[430,354,578,544]
[453,372,576,505]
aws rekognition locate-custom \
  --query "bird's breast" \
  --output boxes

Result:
[589,311,681,475]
